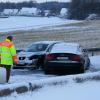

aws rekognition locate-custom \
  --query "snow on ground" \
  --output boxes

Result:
[0,16,100,99]
[0,55,100,99]
[0,16,80,32]
[1,81,100,100]
[90,55,100,70]
[10,69,56,84]
[6,55,100,85]
[0,55,100,87]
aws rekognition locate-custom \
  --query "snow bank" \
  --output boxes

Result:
[90,55,100,70]
[0,71,100,97]
[5,81,100,100]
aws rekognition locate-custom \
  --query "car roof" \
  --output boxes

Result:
[30,41,62,45]
[50,42,82,54]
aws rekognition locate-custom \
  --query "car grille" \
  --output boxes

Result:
[19,57,25,60]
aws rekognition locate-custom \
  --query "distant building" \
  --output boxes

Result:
[3,9,18,16]
[44,10,50,17]
[18,7,38,16]
[3,9,13,15]
[60,8,68,18]
[13,9,19,15]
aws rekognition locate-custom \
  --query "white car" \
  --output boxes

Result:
[14,41,62,69]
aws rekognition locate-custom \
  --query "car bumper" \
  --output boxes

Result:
[17,59,37,66]
[44,61,84,74]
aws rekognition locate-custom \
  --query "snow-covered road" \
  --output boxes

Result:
[9,67,98,85]
[10,68,56,84]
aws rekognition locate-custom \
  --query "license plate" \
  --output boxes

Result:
[57,57,69,60]
[19,61,25,65]
[25,60,32,64]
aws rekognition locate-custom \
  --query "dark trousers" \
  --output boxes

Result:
[0,65,11,83]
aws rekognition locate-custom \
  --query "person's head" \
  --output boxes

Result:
[6,35,13,41]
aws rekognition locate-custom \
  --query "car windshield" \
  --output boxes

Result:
[25,43,49,52]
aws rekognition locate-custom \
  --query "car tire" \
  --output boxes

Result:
[80,66,85,73]
[86,58,90,70]
[44,70,49,74]
[44,69,52,74]
[84,58,90,70]
[35,58,44,70]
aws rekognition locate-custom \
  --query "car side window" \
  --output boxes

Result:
[26,43,48,52]
[37,44,48,51]
[46,43,56,52]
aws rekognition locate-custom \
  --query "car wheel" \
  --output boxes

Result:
[84,58,90,70]
[44,68,52,74]
[86,58,90,70]
[40,63,45,70]
[32,65,38,70]
[44,70,50,74]
[79,66,85,73]
[80,68,85,73]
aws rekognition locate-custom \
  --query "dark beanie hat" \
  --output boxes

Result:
[7,35,13,41]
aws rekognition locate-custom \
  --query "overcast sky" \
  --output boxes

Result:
[0,0,71,3]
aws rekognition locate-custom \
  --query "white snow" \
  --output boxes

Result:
[1,81,100,100]
[0,16,80,32]
[0,55,100,99]
[0,16,100,99]
[0,0,71,3]
[90,55,100,70]
[50,42,81,54]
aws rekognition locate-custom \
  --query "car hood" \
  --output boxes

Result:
[18,51,45,57]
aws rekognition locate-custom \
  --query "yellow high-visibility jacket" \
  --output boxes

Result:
[0,39,17,65]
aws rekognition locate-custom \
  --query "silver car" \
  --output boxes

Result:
[14,41,62,69]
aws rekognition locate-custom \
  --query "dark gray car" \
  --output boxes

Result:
[44,42,90,74]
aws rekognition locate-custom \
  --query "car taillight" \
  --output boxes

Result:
[45,54,55,60]
[71,55,81,61]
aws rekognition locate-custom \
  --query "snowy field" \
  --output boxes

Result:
[0,16,80,32]
[0,16,100,49]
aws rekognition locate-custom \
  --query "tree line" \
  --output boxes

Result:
[0,1,69,14]
[0,1,37,12]
[69,0,100,19]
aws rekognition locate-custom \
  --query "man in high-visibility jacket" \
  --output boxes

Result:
[0,36,18,82]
